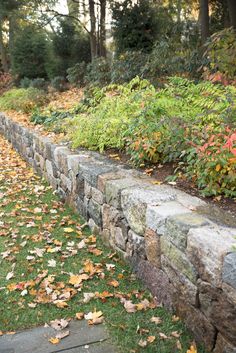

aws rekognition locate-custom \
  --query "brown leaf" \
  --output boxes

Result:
[108,279,119,288]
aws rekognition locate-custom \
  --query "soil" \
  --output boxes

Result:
[104,148,236,221]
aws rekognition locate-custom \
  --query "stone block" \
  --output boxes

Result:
[102,204,120,229]
[214,334,236,353]
[121,185,176,235]
[78,161,116,187]
[222,252,236,290]
[144,228,161,268]
[60,174,72,193]
[84,181,92,198]
[106,177,141,209]
[198,280,236,345]
[110,226,127,250]
[126,229,146,260]
[146,201,191,235]
[97,172,124,193]
[135,260,174,311]
[91,187,104,204]
[53,146,73,175]
[76,197,88,220]
[176,300,216,351]
[161,237,197,282]
[162,255,197,306]
[187,226,236,287]
[88,199,102,227]
[165,213,209,251]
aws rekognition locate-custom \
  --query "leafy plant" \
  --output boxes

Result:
[68,76,236,197]
[51,76,66,92]
[67,62,87,87]
[203,27,236,84]
[85,58,111,87]
[0,88,48,113]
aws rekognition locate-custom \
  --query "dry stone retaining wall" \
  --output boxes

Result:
[1,113,236,353]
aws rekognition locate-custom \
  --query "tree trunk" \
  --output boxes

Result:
[199,0,209,44]
[0,16,8,72]
[89,0,97,60]
[227,0,236,29]
[99,0,106,57]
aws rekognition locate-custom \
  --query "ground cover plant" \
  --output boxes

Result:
[0,88,48,113]
[0,135,202,353]
[68,77,236,198]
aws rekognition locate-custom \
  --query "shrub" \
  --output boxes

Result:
[20,77,32,89]
[30,78,48,91]
[0,88,48,113]
[203,27,236,84]
[111,51,148,84]
[51,76,66,91]
[68,77,236,197]
[31,110,73,133]
[67,62,87,87]
[85,58,111,86]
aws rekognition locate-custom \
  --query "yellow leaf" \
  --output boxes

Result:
[75,312,84,320]
[215,164,221,172]
[108,279,119,288]
[64,227,74,233]
[69,274,89,286]
[49,337,60,345]
[147,336,156,343]
[187,344,197,353]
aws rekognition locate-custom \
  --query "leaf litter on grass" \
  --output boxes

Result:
[0,134,204,353]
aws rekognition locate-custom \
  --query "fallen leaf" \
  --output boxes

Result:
[150,316,162,324]
[64,227,74,233]
[147,336,156,343]
[6,271,14,280]
[138,339,147,348]
[187,344,197,353]
[108,279,119,288]
[75,312,84,320]
[49,337,60,345]
[48,259,57,268]
[50,319,69,331]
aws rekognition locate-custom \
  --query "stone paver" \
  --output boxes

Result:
[0,320,117,353]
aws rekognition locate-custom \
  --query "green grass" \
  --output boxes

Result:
[0,136,205,353]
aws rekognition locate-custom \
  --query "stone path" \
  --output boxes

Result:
[0,320,116,353]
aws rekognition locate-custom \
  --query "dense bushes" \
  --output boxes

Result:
[68,77,236,197]
[0,88,47,113]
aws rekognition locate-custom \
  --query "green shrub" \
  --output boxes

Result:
[67,62,87,87]
[51,76,66,92]
[203,27,236,83]
[31,110,73,133]
[68,77,236,197]
[0,88,48,113]
[111,51,148,84]
[30,78,48,91]
[20,77,32,89]
[85,58,111,87]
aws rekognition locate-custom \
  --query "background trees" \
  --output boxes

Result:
[0,0,235,85]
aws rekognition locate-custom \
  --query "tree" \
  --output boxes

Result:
[51,19,91,76]
[11,26,49,79]
[227,0,236,29]
[199,0,210,43]
[112,0,162,54]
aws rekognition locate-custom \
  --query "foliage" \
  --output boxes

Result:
[50,76,66,92]
[0,72,13,94]
[111,0,169,54]
[30,109,73,132]
[111,51,148,84]
[85,58,111,86]
[67,62,87,87]
[68,77,236,197]
[11,25,49,79]
[51,19,91,77]
[203,27,236,83]
[0,88,47,113]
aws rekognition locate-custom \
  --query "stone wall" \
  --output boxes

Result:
[1,113,236,353]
